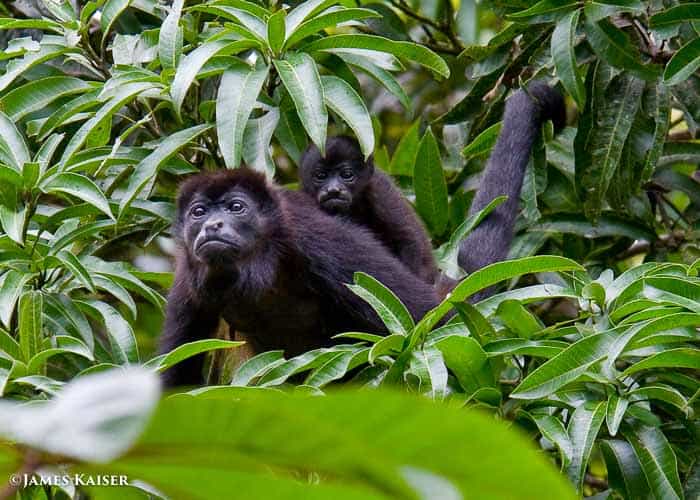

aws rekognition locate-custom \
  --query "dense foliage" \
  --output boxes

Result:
[0,0,697,498]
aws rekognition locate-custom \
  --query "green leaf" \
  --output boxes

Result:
[452,256,583,306]
[0,204,26,245]
[172,40,258,119]
[0,43,72,94]
[231,350,286,386]
[216,64,269,168]
[242,106,280,177]
[622,348,700,376]
[621,423,683,500]
[27,336,93,374]
[511,332,614,399]
[0,111,29,170]
[531,414,572,467]
[60,82,158,166]
[628,385,689,416]
[577,71,645,218]
[43,293,95,352]
[434,335,494,395]
[477,284,578,317]
[650,4,700,26]
[414,128,448,236]
[86,389,575,499]
[145,339,243,372]
[205,0,270,20]
[0,270,32,329]
[158,0,184,71]
[267,9,286,55]
[413,256,583,339]
[305,348,368,388]
[0,76,93,122]
[484,339,566,358]
[340,53,410,111]
[320,75,374,158]
[496,300,542,339]
[18,291,42,363]
[664,37,700,86]
[304,34,450,79]
[606,393,628,437]
[368,334,403,363]
[284,0,340,37]
[257,348,342,386]
[77,300,139,364]
[37,90,100,141]
[101,0,132,46]
[93,275,137,320]
[348,272,414,335]
[437,196,505,279]
[285,8,380,49]
[49,219,115,255]
[34,133,65,172]
[566,402,606,493]
[408,347,448,398]
[584,16,659,79]
[333,332,384,343]
[40,172,114,220]
[507,0,578,20]
[274,53,327,153]
[600,440,649,499]
[461,122,502,160]
[80,257,164,309]
[0,367,159,462]
[49,250,96,293]
[0,19,63,32]
[387,119,420,175]
[641,81,670,183]
[118,124,211,216]
[551,9,585,108]
[190,5,266,40]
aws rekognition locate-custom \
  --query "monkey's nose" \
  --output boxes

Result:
[205,219,224,233]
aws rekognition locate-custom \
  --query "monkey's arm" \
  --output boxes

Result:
[368,172,439,283]
[458,82,565,277]
[159,275,220,387]
[286,196,440,329]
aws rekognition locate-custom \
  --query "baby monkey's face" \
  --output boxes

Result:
[309,161,371,214]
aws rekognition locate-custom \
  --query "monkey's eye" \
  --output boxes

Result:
[314,171,328,181]
[190,205,207,218]
[227,200,247,214]
[340,169,355,181]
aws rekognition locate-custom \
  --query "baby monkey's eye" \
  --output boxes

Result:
[340,169,355,180]
[228,200,246,214]
[190,205,207,218]
[314,171,328,181]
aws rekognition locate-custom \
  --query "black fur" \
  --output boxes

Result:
[300,137,439,283]
[458,82,566,276]
[160,169,440,386]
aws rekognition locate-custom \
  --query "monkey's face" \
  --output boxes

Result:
[310,162,366,213]
[300,136,373,215]
[182,190,263,266]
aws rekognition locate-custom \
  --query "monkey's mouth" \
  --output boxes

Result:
[319,194,351,212]
[195,237,239,256]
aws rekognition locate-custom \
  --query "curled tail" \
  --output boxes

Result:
[457,82,565,280]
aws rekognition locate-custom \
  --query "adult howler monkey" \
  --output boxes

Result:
[299,137,438,283]
[159,169,440,386]
[159,82,565,386]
